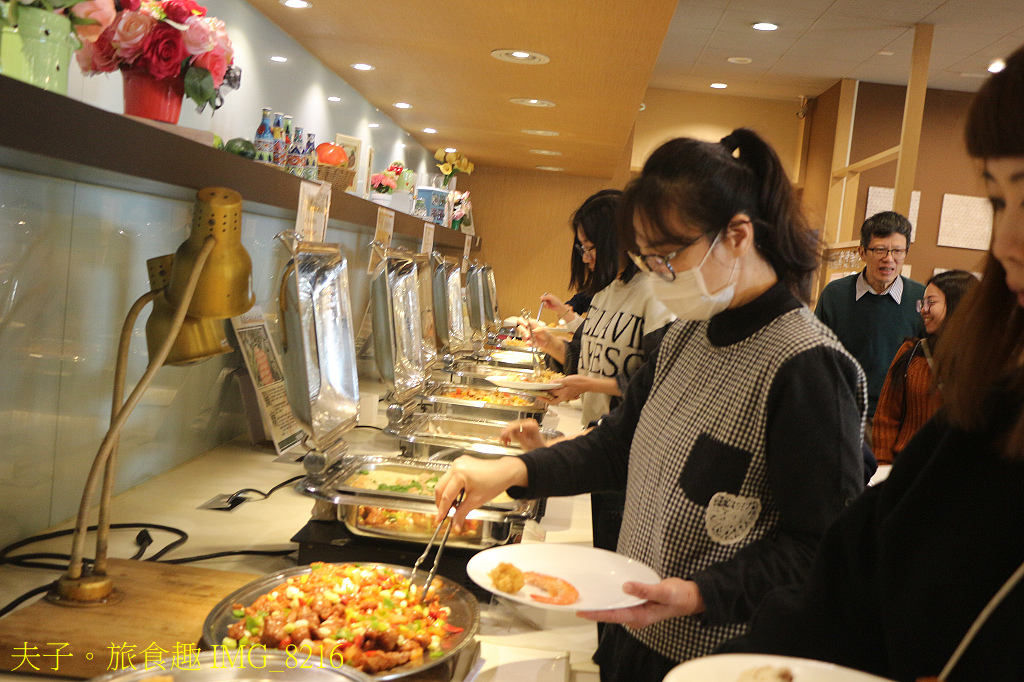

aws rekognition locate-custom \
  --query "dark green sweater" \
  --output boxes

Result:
[814,272,924,416]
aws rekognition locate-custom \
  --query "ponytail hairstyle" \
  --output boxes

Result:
[620,128,820,302]
[568,189,635,296]
[933,42,1024,457]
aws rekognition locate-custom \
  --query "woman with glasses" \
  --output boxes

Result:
[517,189,675,553]
[871,269,976,464]
[437,128,866,680]
[721,45,1024,681]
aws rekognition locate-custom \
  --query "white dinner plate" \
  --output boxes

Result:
[466,543,660,611]
[663,654,896,682]
[485,376,564,391]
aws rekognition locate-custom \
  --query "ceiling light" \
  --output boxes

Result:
[490,49,550,65]
[510,97,556,107]
[878,51,894,56]
[368,123,379,128]
[638,102,646,111]
[521,129,559,136]
[327,96,341,102]
[752,22,778,31]
[351,63,374,71]
[398,143,406,148]
[445,147,457,153]
[530,149,561,155]
[393,102,411,109]
[280,0,311,7]
[710,82,728,89]
[270,55,288,63]
[727,57,752,64]
[422,128,437,134]
[537,166,564,172]
[989,59,1006,73]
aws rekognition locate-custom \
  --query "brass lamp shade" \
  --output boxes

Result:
[167,187,254,319]
[145,292,231,365]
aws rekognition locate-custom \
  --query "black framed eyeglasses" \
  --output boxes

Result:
[865,246,908,258]
[573,242,597,258]
[916,297,941,313]
[628,246,687,282]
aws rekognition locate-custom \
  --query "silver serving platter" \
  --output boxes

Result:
[420,383,546,423]
[340,504,515,549]
[202,564,480,682]
[89,650,371,682]
[279,240,359,455]
[388,413,559,458]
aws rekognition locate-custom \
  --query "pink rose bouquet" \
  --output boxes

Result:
[370,171,398,195]
[74,0,240,112]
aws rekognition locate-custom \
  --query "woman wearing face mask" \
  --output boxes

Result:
[720,45,1024,681]
[436,128,866,680]
[871,270,976,465]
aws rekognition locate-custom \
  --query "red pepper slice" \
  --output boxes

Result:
[443,624,463,634]
[278,636,292,650]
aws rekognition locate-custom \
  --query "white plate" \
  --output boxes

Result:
[663,654,895,682]
[485,376,563,391]
[466,544,660,611]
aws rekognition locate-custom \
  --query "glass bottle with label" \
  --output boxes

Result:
[287,126,306,177]
[271,112,286,166]
[304,132,318,181]
[254,107,273,164]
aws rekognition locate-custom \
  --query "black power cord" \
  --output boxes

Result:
[224,475,304,506]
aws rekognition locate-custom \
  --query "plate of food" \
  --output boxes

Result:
[466,544,659,611]
[662,654,895,682]
[485,371,565,391]
[203,562,480,680]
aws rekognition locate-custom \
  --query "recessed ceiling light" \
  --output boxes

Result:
[270,55,288,63]
[280,0,311,8]
[327,96,341,102]
[445,147,457,153]
[368,123,379,128]
[521,129,559,136]
[351,63,374,71]
[710,82,728,89]
[639,102,646,111]
[537,166,564,172]
[989,59,1006,73]
[490,49,550,65]
[727,57,752,64]
[878,51,894,56]
[510,97,556,107]
[422,128,437,134]
[398,143,406,148]
[752,22,778,31]
[393,102,411,109]
[530,149,562,155]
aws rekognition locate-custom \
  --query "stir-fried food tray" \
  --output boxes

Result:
[203,563,479,680]
[387,414,558,458]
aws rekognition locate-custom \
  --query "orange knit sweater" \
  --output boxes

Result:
[872,339,943,464]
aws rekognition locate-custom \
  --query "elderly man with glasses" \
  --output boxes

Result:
[815,211,926,442]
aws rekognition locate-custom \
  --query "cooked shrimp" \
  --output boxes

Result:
[522,571,579,605]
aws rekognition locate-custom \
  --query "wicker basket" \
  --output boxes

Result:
[317,164,357,192]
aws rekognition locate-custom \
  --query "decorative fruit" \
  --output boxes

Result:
[225,138,257,159]
[213,134,224,150]
[317,142,348,167]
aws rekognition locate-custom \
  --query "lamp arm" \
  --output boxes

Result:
[91,289,160,576]
[66,236,217,581]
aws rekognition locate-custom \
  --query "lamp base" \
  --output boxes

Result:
[47,571,122,606]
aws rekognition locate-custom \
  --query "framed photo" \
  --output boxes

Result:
[363,146,375,198]
[334,133,362,192]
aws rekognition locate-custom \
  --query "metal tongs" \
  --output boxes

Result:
[409,490,465,602]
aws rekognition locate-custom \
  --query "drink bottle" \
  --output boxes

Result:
[287,126,306,177]
[304,133,318,181]
[271,112,286,166]
[253,107,273,164]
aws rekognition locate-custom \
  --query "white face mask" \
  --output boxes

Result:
[648,233,738,320]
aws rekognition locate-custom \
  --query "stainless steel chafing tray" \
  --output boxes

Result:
[420,382,547,423]
[369,246,430,403]
[278,236,359,472]
[385,413,560,458]
[432,258,473,355]
[466,264,500,338]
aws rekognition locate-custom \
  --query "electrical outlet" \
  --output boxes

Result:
[198,493,247,511]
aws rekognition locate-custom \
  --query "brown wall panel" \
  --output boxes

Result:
[802,81,842,233]
[458,167,610,320]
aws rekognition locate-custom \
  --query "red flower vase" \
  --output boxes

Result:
[122,67,185,124]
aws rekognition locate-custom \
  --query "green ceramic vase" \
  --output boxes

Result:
[0,5,73,95]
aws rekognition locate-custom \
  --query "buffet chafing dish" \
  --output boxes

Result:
[431,257,473,357]
[384,413,559,459]
[465,263,500,340]
[299,454,541,549]
[278,234,359,474]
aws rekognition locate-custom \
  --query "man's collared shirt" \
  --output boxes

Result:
[855,269,903,303]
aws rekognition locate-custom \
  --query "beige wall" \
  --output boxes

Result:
[458,167,610,319]
[633,88,805,179]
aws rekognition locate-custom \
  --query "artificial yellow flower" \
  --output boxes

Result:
[437,162,453,175]
[454,157,469,172]
[434,148,446,162]
[444,152,459,164]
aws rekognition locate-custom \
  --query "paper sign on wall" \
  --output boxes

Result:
[937,193,993,251]
[866,186,921,242]
[231,306,306,459]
